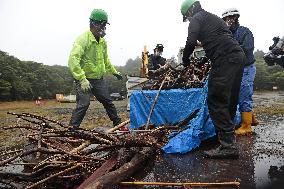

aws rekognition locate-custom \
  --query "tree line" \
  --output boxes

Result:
[0,50,283,101]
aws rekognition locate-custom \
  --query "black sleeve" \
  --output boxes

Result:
[159,57,166,66]
[182,17,200,65]
[148,55,155,70]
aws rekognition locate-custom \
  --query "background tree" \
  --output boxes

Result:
[0,49,283,101]
[254,49,266,59]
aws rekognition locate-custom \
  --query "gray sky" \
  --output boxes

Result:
[0,0,283,66]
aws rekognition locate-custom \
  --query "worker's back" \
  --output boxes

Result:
[189,9,242,60]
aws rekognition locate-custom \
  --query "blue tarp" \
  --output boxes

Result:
[129,84,240,154]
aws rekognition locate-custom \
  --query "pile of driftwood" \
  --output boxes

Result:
[146,57,211,90]
[0,112,172,189]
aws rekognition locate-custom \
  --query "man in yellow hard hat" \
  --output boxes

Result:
[179,0,245,159]
[68,9,125,130]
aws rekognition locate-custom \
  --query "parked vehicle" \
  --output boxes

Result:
[56,94,76,103]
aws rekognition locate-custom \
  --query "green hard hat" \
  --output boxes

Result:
[180,0,197,15]
[89,9,108,23]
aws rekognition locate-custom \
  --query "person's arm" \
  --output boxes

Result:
[239,29,254,58]
[68,36,87,81]
[148,55,155,70]
[182,17,200,66]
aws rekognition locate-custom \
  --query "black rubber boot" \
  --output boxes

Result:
[204,131,239,159]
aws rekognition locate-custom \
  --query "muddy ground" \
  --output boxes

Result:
[0,91,283,189]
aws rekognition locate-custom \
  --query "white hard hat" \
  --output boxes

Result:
[222,8,240,18]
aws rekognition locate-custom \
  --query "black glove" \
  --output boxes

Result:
[113,72,123,80]
[196,57,208,65]
[182,56,191,67]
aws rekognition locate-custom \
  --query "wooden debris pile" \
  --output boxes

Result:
[0,112,171,189]
[146,57,211,90]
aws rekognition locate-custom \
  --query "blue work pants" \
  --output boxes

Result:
[238,64,256,112]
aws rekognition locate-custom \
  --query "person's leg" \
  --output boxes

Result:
[69,80,92,128]
[236,64,256,134]
[229,61,244,121]
[205,51,244,159]
[90,79,121,126]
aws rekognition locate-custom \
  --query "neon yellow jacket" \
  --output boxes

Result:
[68,31,117,80]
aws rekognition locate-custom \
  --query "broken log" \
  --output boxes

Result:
[77,154,118,189]
[85,147,154,189]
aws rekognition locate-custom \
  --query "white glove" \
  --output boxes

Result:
[157,63,170,72]
[175,64,185,71]
[80,78,91,92]
[148,70,157,74]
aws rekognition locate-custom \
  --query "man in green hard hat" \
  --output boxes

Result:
[68,9,125,130]
[179,0,246,159]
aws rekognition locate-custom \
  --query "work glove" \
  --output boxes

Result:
[148,70,157,74]
[113,72,123,80]
[157,62,171,72]
[175,64,185,71]
[80,78,91,92]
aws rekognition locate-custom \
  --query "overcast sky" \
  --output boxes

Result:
[0,0,283,67]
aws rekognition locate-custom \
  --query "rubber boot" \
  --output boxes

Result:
[204,131,239,159]
[251,112,259,126]
[235,112,253,135]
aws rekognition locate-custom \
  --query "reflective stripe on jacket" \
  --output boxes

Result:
[68,31,117,80]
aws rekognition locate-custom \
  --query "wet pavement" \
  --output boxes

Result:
[125,119,284,189]
[124,92,284,189]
